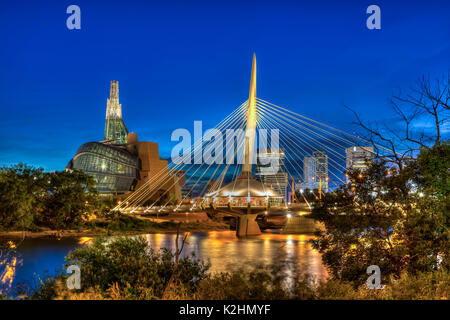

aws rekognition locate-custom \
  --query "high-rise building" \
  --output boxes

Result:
[301,152,328,192]
[255,148,288,202]
[312,151,328,192]
[104,80,129,144]
[302,156,315,190]
[346,146,374,178]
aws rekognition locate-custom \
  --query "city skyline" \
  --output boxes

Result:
[1,0,449,171]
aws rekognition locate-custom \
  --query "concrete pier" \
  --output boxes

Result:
[236,214,261,237]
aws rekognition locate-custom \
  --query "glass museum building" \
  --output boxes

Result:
[67,142,139,194]
[67,80,183,199]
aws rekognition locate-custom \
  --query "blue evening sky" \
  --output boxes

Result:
[0,0,449,170]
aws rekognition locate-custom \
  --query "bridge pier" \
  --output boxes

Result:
[236,214,261,237]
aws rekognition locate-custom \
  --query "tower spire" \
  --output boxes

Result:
[106,80,122,119]
[104,80,128,144]
[242,53,257,174]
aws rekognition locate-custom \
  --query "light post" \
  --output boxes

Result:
[314,176,329,200]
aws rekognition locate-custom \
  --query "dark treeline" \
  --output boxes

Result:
[0,164,227,234]
[0,164,105,231]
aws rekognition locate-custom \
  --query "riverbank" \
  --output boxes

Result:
[19,236,448,300]
[0,212,230,240]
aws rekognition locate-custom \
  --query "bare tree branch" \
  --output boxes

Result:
[346,73,449,166]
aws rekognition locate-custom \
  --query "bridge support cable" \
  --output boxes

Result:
[159,112,248,210]
[256,114,334,201]
[257,98,397,156]
[256,107,347,186]
[134,102,247,211]
[122,102,248,211]
[112,101,248,212]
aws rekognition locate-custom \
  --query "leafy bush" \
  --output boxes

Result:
[39,236,209,300]
[193,265,289,300]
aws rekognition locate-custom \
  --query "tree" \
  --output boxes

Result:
[312,156,448,284]
[0,163,103,231]
[415,142,450,200]
[346,73,449,168]
[0,164,45,230]
[35,169,100,230]
[313,74,449,285]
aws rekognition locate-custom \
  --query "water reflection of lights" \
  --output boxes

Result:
[7,241,16,249]
[73,231,327,283]
[78,237,93,245]
[151,233,164,249]
[0,257,17,293]
[286,235,293,245]
[0,241,21,294]
[209,231,218,239]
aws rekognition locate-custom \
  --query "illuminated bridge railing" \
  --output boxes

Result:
[206,197,284,209]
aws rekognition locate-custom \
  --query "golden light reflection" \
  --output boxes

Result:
[0,257,17,289]
[135,230,328,282]
[7,241,16,249]
[78,237,94,245]
[209,231,218,239]
[286,235,293,245]
[151,233,163,249]
[0,241,19,294]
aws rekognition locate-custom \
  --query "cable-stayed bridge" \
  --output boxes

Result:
[111,54,393,236]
